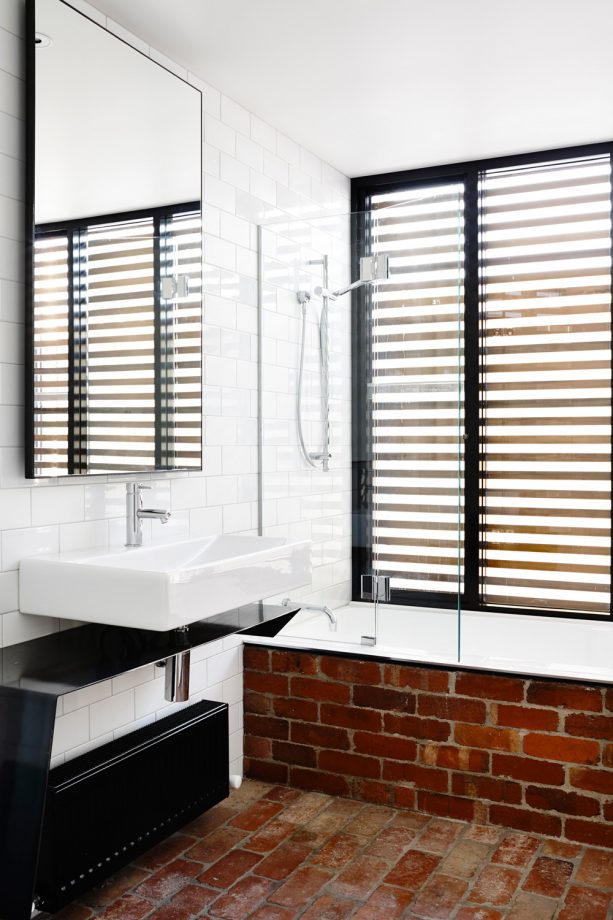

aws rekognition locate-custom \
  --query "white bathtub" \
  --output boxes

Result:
[242,602,613,684]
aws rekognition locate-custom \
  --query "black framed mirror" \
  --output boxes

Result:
[25,0,203,477]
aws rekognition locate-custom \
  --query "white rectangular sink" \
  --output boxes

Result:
[19,535,311,631]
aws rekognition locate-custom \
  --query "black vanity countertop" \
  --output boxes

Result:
[0,603,298,697]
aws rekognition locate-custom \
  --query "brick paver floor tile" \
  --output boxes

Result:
[41,778,613,920]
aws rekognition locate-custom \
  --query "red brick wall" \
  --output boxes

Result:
[243,646,613,849]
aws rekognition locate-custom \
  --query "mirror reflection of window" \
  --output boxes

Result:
[33,206,202,475]
[28,0,202,477]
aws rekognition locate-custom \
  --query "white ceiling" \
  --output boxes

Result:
[89,0,613,179]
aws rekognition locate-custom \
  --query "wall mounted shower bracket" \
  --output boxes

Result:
[315,253,390,300]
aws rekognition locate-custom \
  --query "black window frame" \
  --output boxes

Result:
[351,141,613,621]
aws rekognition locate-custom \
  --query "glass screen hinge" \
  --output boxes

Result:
[161,274,190,300]
[361,574,391,603]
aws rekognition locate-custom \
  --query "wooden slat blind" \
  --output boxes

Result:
[480,155,612,615]
[83,218,157,472]
[369,186,465,595]
[364,152,612,617]
[33,206,202,476]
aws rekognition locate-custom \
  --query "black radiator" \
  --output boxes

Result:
[35,699,229,912]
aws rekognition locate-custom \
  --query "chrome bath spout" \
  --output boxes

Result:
[282,597,337,632]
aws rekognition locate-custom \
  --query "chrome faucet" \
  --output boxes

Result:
[125,482,171,547]
[282,597,337,632]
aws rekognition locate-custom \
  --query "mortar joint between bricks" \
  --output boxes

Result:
[562,764,572,793]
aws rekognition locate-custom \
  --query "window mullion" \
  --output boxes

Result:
[463,171,481,610]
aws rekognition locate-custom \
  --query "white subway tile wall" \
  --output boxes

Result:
[0,0,350,777]
[260,213,353,612]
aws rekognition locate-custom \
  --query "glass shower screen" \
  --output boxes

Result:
[361,186,464,661]
[258,192,463,660]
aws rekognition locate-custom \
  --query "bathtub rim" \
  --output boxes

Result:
[243,601,613,686]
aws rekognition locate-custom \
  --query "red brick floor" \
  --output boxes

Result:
[43,779,613,919]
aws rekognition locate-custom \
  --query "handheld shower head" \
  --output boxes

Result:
[293,252,390,474]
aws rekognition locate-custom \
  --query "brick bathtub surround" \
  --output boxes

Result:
[243,647,613,849]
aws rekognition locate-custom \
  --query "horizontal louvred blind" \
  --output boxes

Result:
[33,207,202,475]
[370,186,464,594]
[160,211,202,469]
[33,233,70,475]
[480,155,612,614]
[84,218,157,472]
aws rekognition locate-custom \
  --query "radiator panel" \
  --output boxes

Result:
[36,699,229,912]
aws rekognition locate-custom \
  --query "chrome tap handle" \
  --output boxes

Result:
[126,481,150,497]
[136,483,150,509]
